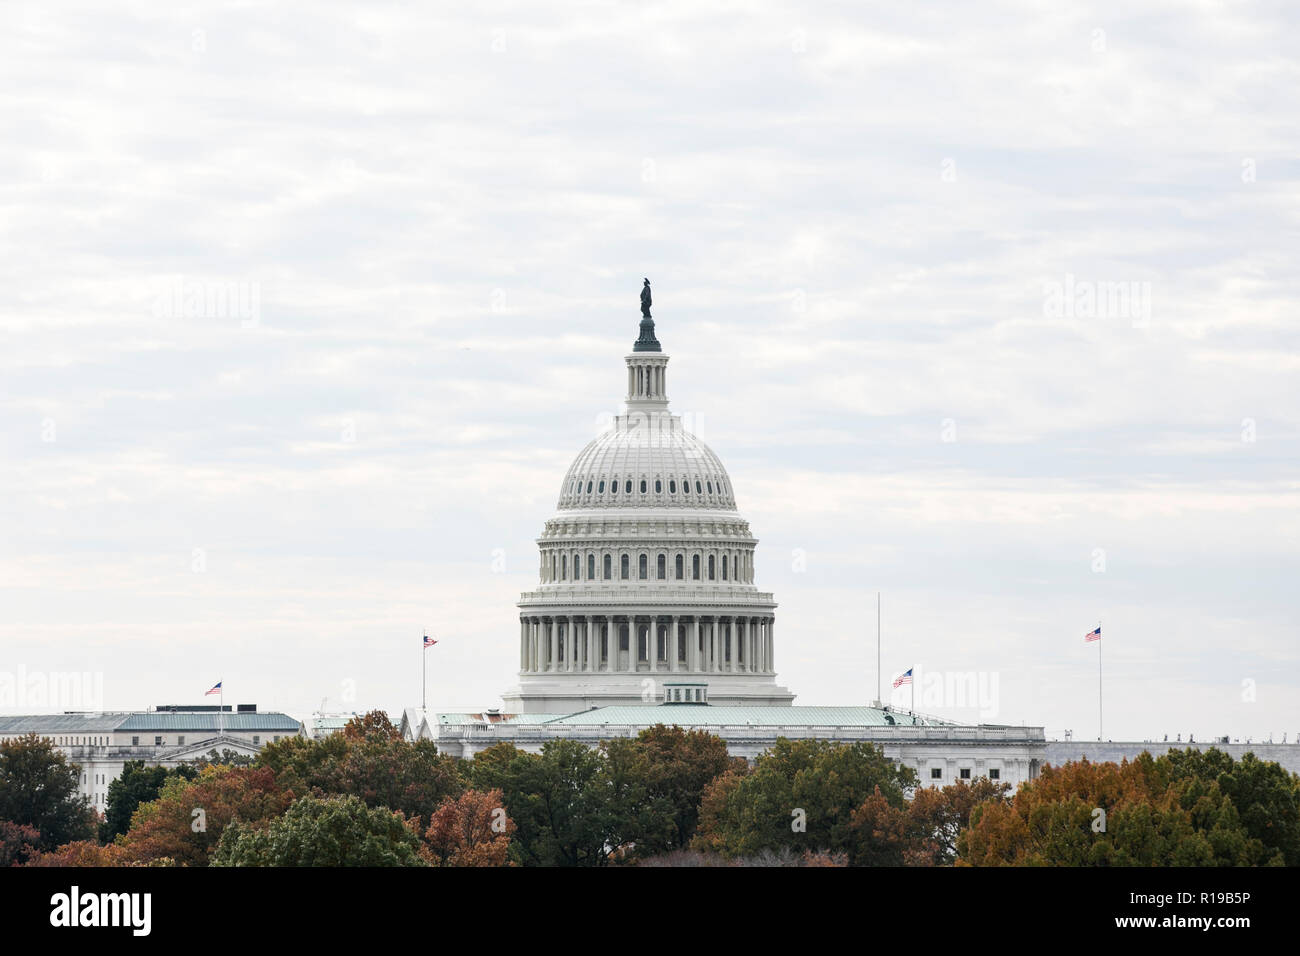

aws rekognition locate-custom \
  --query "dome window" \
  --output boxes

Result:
[603,554,612,579]
[695,480,702,494]
[598,480,605,493]
[675,554,684,579]
[625,480,632,494]
[639,479,647,494]
[657,553,666,579]
[587,554,595,579]
[655,479,662,493]
[669,480,676,494]
[620,554,630,579]
[707,480,713,494]
[638,554,648,579]
[586,481,592,494]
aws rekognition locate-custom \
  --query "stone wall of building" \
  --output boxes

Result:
[1045,740,1300,775]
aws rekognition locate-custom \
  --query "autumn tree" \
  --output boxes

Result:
[422,789,515,866]
[849,777,1011,866]
[0,820,41,866]
[957,755,1285,866]
[116,764,293,866]
[24,839,127,867]
[101,761,199,843]
[691,739,916,860]
[212,794,424,867]
[0,734,95,850]
[256,723,461,820]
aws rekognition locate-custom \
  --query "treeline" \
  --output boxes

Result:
[1,713,1297,866]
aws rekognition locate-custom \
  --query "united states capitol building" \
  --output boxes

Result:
[423,294,1049,786]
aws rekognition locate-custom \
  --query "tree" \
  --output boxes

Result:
[692,739,916,860]
[24,839,127,867]
[630,725,743,850]
[212,795,424,867]
[0,734,95,850]
[422,789,515,866]
[468,739,676,866]
[256,727,461,820]
[0,820,41,866]
[956,755,1284,866]
[117,764,293,866]
[101,761,199,843]
[849,777,1012,866]
[1162,748,1300,866]
[342,710,402,743]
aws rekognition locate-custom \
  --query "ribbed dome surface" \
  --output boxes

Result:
[558,415,736,511]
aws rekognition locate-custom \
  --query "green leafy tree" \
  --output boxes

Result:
[0,734,95,850]
[469,739,676,866]
[630,724,743,850]
[256,725,461,820]
[1162,748,1300,866]
[101,761,198,843]
[212,794,424,867]
[692,739,916,860]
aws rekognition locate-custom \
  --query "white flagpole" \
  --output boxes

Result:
[219,680,224,739]
[876,591,881,706]
[422,630,427,716]
[1098,620,1103,741]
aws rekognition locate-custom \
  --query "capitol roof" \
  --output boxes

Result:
[434,705,954,729]
[558,417,736,512]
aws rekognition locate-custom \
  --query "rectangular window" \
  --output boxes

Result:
[132,736,139,746]
[959,768,971,780]
[154,736,163,746]
[930,767,942,779]
[177,736,185,745]
[989,768,1000,780]
[253,735,260,745]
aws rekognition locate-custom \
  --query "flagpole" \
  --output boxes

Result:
[876,591,881,706]
[422,630,427,716]
[219,680,224,740]
[1098,620,1103,741]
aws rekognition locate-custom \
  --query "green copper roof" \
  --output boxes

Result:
[633,317,661,352]
[540,706,952,727]
[432,706,953,729]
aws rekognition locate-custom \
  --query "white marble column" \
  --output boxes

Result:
[649,619,658,672]
[670,616,679,672]
[625,621,636,673]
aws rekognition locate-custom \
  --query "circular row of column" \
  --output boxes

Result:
[519,614,774,675]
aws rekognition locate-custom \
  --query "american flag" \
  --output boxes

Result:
[1084,627,1101,642]
[423,634,438,649]
[205,681,222,696]
[893,667,913,688]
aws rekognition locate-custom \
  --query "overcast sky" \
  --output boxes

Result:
[2,2,1296,742]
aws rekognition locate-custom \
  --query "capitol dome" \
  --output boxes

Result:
[557,418,737,512]
[502,306,794,713]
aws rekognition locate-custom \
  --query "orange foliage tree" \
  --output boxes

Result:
[116,764,294,866]
[421,789,516,867]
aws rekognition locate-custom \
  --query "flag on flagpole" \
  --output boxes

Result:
[423,635,438,649]
[893,668,913,688]
[205,681,222,696]
[1084,627,1101,642]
